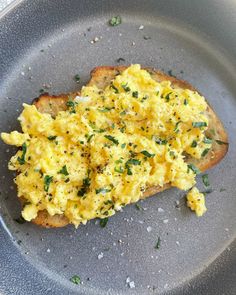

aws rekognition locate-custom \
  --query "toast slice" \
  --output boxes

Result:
[28,66,228,227]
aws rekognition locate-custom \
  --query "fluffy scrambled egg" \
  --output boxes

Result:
[1,64,210,226]
[187,187,207,216]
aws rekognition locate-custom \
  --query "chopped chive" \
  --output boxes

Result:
[110,84,119,93]
[202,174,210,187]
[44,175,53,192]
[47,135,57,140]
[104,135,119,145]
[184,99,188,105]
[203,137,212,144]
[191,140,198,148]
[215,140,228,145]
[109,16,122,26]
[132,91,139,98]
[17,142,27,165]
[58,165,69,176]
[187,163,201,174]
[121,143,126,149]
[70,275,81,285]
[96,188,112,194]
[155,237,161,249]
[100,217,108,228]
[74,74,80,83]
[201,148,210,157]
[141,150,155,158]
[192,122,207,128]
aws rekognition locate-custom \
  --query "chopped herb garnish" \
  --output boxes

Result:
[125,158,141,175]
[116,57,125,63]
[135,203,143,210]
[47,135,57,140]
[187,163,200,174]
[141,95,148,102]
[87,134,94,143]
[202,174,210,187]
[203,137,212,144]
[215,140,228,145]
[58,165,69,176]
[96,188,112,194]
[110,84,119,93]
[192,122,207,128]
[132,91,139,98]
[17,143,27,165]
[66,100,76,114]
[77,175,91,197]
[100,217,108,228]
[121,83,130,92]
[165,93,171,102]
[121,143,126,149]
[120,110,126,116]
[174,121,182,133]
[39,88,45,94]
[184,99,188,105]
[155,237,161,249]
[201,148,210,157]
[44,175,53,192]
[114,166,124,173]
[141,150,155,158]
[191,140,198,148]
[155,138,167,145]
[104,135,119,145]
[74,74,80,83]
[109,16,122,26]
[70,275,81,285]
[98,107,113,112]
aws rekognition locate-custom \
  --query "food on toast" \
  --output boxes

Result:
[1,65,228,227]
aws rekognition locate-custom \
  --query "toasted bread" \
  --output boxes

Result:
[28,66,228,227]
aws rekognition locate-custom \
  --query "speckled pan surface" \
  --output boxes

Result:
[0,0,236,294]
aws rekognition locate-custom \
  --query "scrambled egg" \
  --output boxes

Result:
[1,64,210,226]
[187,187,207,216]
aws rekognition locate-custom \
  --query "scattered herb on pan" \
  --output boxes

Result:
[125,158,141,175]
[121,83,130,92]
[39,88,45,94]
[109,16,122,26]
[135,203,143,211]
[74,74,80,83]
[202,174,210,187]
[17,143,27,165]
[155,237,161,249]
[70,275,81,285]
[116,57,125,63]
[100,217,108,228]
[110,84,119,93]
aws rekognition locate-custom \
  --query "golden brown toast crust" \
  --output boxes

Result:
[28,66,228,227]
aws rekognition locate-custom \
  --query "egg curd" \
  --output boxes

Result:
[1,64,211,226]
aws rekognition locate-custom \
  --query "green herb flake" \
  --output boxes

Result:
[120,110,126,116]
[44,175,53,192]
[98,107,113,113]
[17,142,27,165]
[109,16,122,26]
[77,175,91,197]
[132,91,139,98]
[70,275,81,285]
[184,99,188,105]
[100,217,108,228]
[104,135,119,145]
[96,188,112,194]
[47,135,57,141]
[141,150,155,158]
[187,163,201,174]
[165,93,171,102]
[201,148,210,157]
[192,122,207,128]
[74,74,80,83]
[125,158,141,175]
[203,137,212,144]
[202,174,210,187]
[58,165,69,176]
[121,143,126,149]
[114,166,124,173]
[87,134,94,143]
[66,100,76,114]
[155,237,161,249]
[121,83,130,92]
[215,140,228,145]
[110,84,119,93]
[191,140,198,148]
[155,138,167,145]
[174,121,182,133]
[135,203,143,211]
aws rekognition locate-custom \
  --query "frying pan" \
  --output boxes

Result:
[0,0,236,294]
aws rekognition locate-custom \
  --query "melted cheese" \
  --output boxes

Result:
[1,64,211,226]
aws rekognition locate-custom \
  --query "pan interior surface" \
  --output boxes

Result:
[0,1,236,294]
